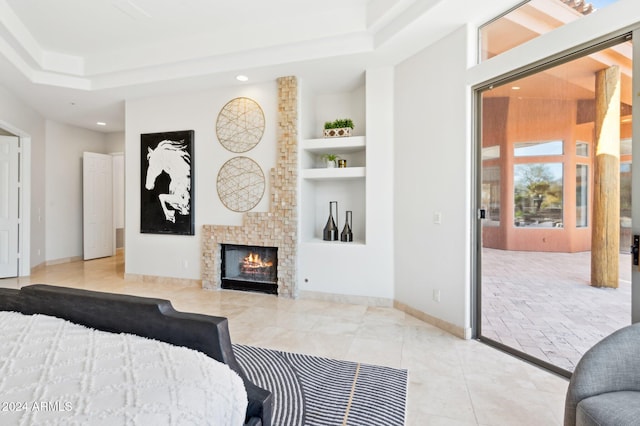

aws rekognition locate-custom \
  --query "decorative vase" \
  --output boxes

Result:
[323,127,352,138]
[323,201,339,241]
[341,210,353,242]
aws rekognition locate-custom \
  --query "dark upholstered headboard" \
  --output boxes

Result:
[0,284,272,426]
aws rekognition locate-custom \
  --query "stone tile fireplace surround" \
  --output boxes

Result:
[202,76,298,297]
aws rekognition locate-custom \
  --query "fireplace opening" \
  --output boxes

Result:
[221,244,278,295]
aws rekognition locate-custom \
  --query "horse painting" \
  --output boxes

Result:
[145,139,191,223]
[141,131,194,235]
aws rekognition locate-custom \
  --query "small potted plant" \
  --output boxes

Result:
[323,118,354,138]
[321,153,340,168]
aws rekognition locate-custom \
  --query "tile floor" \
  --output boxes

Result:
[482,248,631,372]
[1,253,569,425]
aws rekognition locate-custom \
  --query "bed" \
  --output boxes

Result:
[0,284,272,426]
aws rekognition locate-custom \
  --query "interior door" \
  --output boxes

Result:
[0,135,19,277]
[83,152,114,260]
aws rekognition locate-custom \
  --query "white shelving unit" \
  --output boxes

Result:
[302,166,366,180]
[297,69,394,300]
[301,136,366,170]
[302,136,365,153]
[300,135,366,244]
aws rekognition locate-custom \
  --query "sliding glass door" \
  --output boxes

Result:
[476,34,634,376]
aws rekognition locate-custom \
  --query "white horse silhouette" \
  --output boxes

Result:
[145,140,191,223]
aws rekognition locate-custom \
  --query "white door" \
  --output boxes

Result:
[0,136,18,277]
[83,152,114,260]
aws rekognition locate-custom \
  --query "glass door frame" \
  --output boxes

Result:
[472,29,637,378]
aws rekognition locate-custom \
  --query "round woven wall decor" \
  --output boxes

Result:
[216,156,266,212]
[216,97,265,153]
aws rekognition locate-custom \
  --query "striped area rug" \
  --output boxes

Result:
[233,344,408,426]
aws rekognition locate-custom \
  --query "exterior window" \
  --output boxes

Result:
[576,165,588,227]
[621,162,632,234]
[482,166,501,226]
[514,163,563,227]
[514,140,563,157]
[576,141,589,157]
[479,0,619,63]
[482,145,500,160]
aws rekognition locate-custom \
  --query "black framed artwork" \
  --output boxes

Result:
[140,130,194,235]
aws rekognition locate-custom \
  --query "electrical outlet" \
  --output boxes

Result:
[433,289,441,302]
[183,259,189,269]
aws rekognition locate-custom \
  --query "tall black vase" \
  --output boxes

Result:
[323,201,339,241]
[341,210,353,242]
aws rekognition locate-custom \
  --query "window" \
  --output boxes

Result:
[482,145,500,160]
[576,141,589,157]
[514,163,563,227]
[479,0,620,63]
[576,165,588,227]
[621,162,632,232]
[482,166,501,225]
[514,140,563,157]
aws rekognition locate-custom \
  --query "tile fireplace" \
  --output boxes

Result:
[221,244,278,295]
[201,76,298,298]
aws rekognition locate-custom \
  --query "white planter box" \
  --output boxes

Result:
[323,127,352,138]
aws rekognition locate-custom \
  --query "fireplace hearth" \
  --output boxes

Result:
[221,244,278,295]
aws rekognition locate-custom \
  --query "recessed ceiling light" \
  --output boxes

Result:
[97,122,107,126]
[511,86,521,90]
[236,74,249,82]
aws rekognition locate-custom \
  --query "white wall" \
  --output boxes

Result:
[125,82,278,280]
[45,121,108,261]
[106,131,125,153]
[394,0,640,335]
[106,132,125,248]
[394,26,471,330]
[0,84,46,270]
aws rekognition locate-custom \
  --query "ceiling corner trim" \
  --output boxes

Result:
[42,51,85,76]
[367,0,416,32]
[31,70,92,91]
[370,0,445,49]
[0,0,44,69]
[1,0,86,78]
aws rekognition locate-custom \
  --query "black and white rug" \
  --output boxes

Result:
[233,344,408,426]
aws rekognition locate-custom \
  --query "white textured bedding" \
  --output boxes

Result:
[0,311,247,425]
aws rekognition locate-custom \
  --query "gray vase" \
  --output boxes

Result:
[341,210,353,242]
[323,201,339,241]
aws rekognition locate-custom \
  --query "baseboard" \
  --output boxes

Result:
[124,273,201,288]
[28,256,83,275]
[298,290,393,307]
[298,291,471,339]
[393,300,472,340]
[30,261,46,274]
[45,256,83,266]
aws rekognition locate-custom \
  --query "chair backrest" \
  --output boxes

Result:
[564,322,640,425]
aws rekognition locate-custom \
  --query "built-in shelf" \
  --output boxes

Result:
[302,136,366,154]
[301,238,366,246]
[302,166,366,180]
[300,101,366,245]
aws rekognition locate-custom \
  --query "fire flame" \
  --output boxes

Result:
[243,252,273,268]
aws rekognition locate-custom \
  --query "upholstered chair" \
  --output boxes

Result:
[565,322,640,426]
